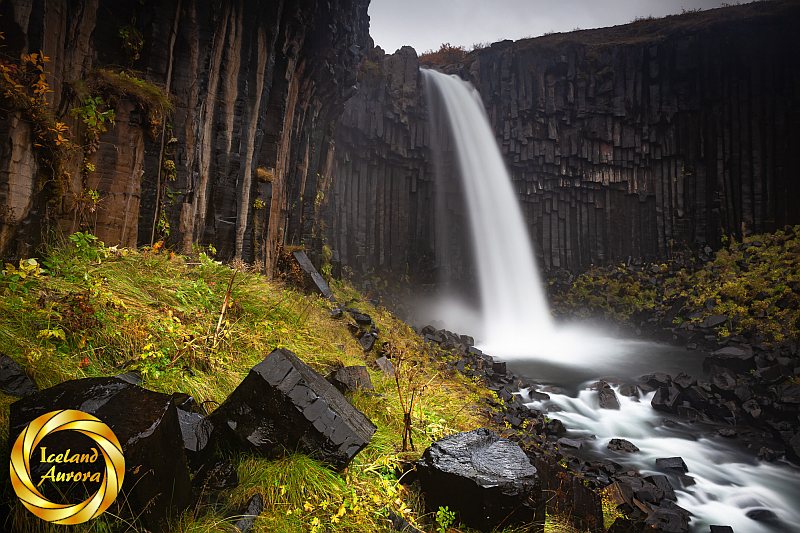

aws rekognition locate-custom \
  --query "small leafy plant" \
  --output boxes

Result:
[435,505,456,533]
[1,258,44,295]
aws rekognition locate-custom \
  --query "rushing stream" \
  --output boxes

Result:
[421,69,800,532]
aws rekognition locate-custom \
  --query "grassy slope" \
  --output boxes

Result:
[0,237,579,532]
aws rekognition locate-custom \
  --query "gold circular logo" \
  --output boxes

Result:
[9,409,125,524]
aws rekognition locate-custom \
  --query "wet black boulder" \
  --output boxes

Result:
[209,348,376,470]
[417,428,544,531]
[8,377,191,532]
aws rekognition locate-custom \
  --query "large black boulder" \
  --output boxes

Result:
[209,348,376,470]
[8,377,191,532]
[417,428,544,531]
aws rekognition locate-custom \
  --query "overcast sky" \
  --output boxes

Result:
[369,0,742,54]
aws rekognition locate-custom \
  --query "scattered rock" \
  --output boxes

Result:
[545,418,567,436]
[608,438,640,453]
[375,356,395,375]
[644,474,676,501]
[210,348,376,470]
[9,377,191,532]
[417,428,544,531]
[347,309,373,326]
[709,526,734,533]
[291,250,333,299]
[672,372,696,390]
[0,354,38,397]
[234,493,265,532]
[558,437,584,449]
[359,332,377,352]
[704,346,756,373]
[780,384,800,404]
[492,360,507,375]
[645,500,690,532]
[655,457,688,473]
[327,366,374,393]
[702,315,728,328]
[717,428,737,438]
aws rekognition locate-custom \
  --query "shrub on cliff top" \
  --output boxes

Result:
[419,43,468,67]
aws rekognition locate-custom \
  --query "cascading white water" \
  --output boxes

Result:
[526,386,800,532]
[422,69,554,349]
[422,69,800,532]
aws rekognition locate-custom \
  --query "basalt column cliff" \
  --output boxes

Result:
[0,0,369,274]
[328,1,800,279]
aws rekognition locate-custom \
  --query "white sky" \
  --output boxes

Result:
[369,0,742,54]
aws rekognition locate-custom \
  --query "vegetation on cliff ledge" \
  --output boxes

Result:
[552,226,800,347]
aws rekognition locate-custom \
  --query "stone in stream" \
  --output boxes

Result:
[608,438,640,453]
[417,428,544,531]
[0,354,38,397]
[595,380,620,409]
[651,386,682,413]
[708,526,734,533]
[745,508,780,524]
[291,250,334,300]
[655,457,688,473]
[9,377,191,532]
[209,348,376,470]
[326,365,374,393]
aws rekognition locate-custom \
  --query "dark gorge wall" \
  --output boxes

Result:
[0,0,369,274]
[327,1,800,278]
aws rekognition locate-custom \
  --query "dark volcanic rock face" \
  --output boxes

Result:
[327,1,800,280]
[209,348,376,470]
[417,428,545,531]
[8,377,191,532]
[0,0,370,273]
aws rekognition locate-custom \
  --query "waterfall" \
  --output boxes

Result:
[422,69,553,354]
